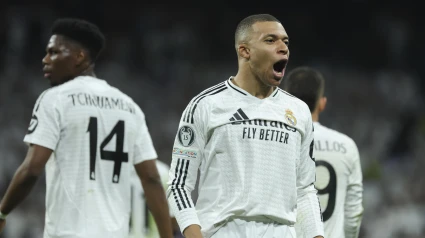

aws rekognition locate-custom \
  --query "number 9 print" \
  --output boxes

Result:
[315,160,337,222]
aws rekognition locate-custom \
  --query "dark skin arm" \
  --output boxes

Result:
[0,144,52,233]
[135,160,173,238]
[171,217,181,235]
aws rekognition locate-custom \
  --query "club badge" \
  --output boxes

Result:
[285,109,297,127]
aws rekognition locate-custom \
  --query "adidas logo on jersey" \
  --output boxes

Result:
[229,108,249,122]
[229,109,298,134]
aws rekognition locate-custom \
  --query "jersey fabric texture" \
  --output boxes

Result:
[129,160,172,238]
[296,122,363,238]
[211,217,296,238]
[23,76,157,238]
[167,78,324,238]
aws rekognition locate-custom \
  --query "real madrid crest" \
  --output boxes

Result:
[284,109,297,126]
[178,125,195,147]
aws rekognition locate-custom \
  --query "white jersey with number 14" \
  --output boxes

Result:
[23,76,157,238]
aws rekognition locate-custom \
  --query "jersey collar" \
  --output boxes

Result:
[226,76,279,100]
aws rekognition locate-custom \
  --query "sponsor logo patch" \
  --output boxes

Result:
[172,147,198,158]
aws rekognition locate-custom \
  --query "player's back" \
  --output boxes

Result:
[42,76,143,238]
[313,122,363,238]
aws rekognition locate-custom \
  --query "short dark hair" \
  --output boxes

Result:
[235,14,281,47]
[51,18,106,62]
[283,67,325,112]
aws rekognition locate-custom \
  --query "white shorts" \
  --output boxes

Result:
[211,218,296,238]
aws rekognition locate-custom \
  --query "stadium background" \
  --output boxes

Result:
[0,1,424,237]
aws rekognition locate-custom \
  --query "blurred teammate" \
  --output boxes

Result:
[167,14,324,238]
[0,18,172,238]
[284,66,364,238]
[129,159,180,238]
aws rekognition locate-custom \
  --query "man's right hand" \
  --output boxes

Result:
[183,224,203,238]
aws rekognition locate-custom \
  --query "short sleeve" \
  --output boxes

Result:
[133,107,158,164]
[23,90,61,150]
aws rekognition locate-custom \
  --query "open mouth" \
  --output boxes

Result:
[43,72,52,79]
[273,59,287,73]
[43,68,52,78]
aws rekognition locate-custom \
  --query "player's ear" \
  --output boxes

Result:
[238,43,250,60]
[319,97,327,112]
[75,50,86,66]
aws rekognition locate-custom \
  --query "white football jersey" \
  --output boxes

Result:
[309,122,363,238]
[23,76,158,238]
[129,160,172,238]
[167,78,324,238]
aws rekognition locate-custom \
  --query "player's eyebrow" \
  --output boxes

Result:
[264,34,289,40]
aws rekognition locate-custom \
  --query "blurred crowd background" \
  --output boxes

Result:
[0,1,424,238]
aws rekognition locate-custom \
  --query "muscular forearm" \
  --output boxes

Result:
[0,164,39,214]
[142,177,173,238]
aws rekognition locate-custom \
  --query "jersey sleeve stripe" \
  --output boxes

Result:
[189,87,227,124]
[172,158,193,211]
[317,196,323,222]
[176,159,188,209]
[182,107,190,125]
[181,160,192,208]
[186,85,226,123]
[278,88,295,97]
[171,159,183,210]
[184,82,225,123]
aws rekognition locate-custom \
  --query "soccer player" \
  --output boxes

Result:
[284,66,364,238]
[167,14,324,238]
[0,18,173,238]
[129,159,180,238]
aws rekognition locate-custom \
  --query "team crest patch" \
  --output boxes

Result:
[178,126,195,147]
[173,147,198,158]
[285,109,297,126]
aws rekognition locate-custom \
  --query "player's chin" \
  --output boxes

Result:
[265,78,281,88]
[270,72,284,85]
[49,79,59,87]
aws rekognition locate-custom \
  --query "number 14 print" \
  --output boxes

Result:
[87,117,129,183]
